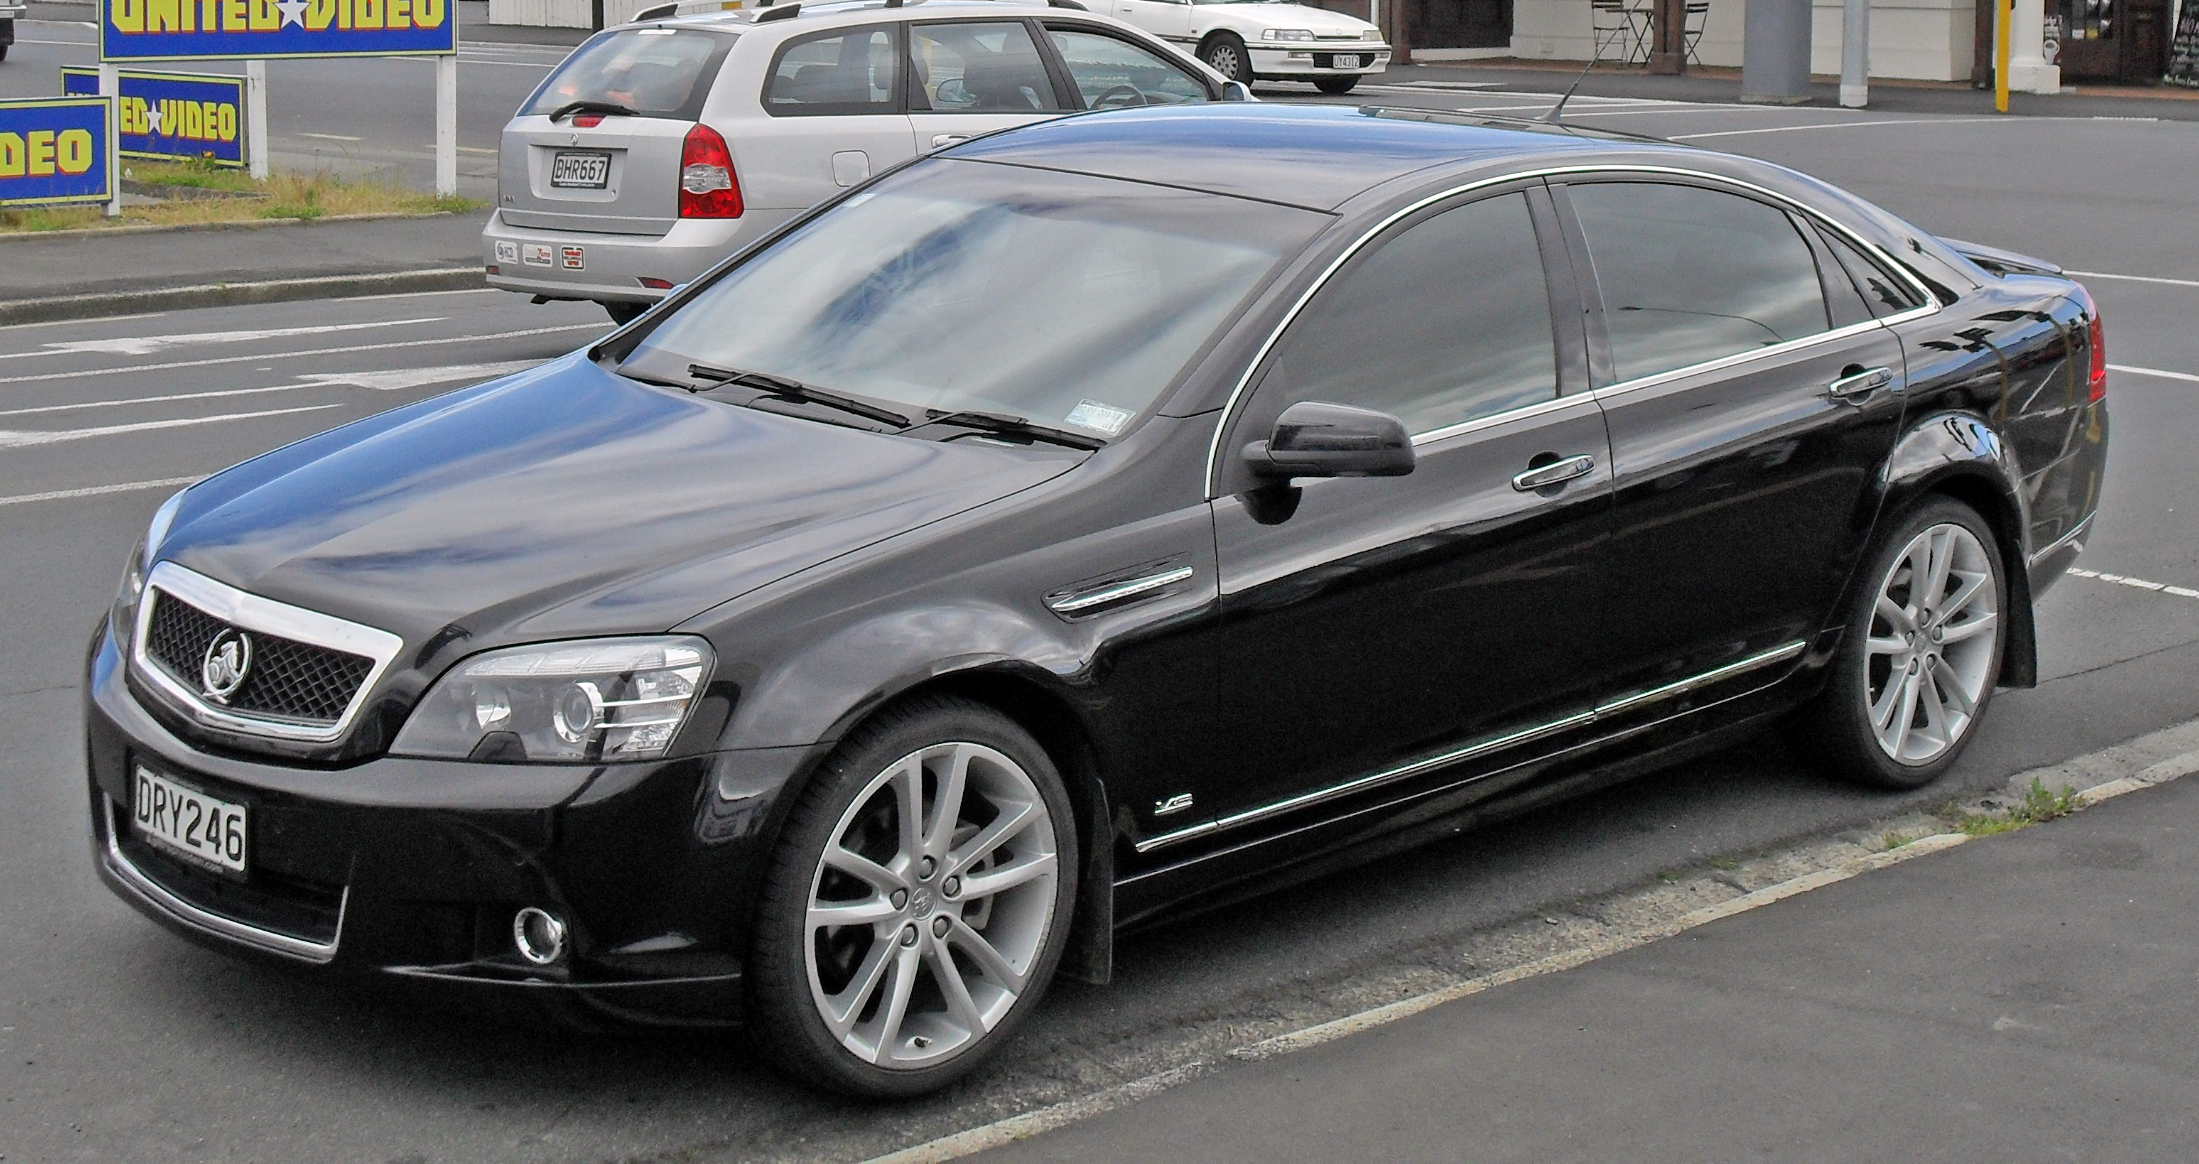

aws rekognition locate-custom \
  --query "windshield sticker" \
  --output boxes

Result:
[1066,399,1133,436]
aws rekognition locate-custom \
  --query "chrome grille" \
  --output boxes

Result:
[144,591,374,725]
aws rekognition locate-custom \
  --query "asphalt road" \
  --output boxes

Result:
[1,97,2197,1163]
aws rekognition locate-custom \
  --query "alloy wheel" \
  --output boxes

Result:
[1204,41,1245,81]
[1862,522,2000,764]
[803,741,1060,1068]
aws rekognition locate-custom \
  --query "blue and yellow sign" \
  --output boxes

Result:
[63,67,247,167]
[0,98,115,207]
[100,0,457,62]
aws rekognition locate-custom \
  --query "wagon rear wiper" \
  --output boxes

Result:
[686,364,912,429]
[546,99,638,122]
[909,410,1106,451]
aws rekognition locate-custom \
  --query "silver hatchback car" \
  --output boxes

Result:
[484,0,1239,322]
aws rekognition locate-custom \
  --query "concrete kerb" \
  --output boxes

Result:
[0,268,486,326]
[863,717,2199,1164]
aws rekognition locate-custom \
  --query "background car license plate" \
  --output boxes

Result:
[134,766,247,873]
[1333,54,1361,68]
[550,150,611,189]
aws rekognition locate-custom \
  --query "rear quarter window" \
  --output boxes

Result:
[525,28,737,121]
[764,27,902,116]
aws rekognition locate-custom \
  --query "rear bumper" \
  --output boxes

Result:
[1249,46,1390,76]
[480,211,771,304]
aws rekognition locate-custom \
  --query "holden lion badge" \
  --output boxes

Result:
[200,628,253,702]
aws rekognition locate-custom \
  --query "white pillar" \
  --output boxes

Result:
[2004,0,2061,93]
[435,55,459,198]
[98,63,122,217]
[1839,0,1869,107]
[244,60,270,180]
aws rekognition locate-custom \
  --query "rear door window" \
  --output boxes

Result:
[1045,27,1210,108]
[909,21,1068,112]
[525,28,735,121]
[1567,181,1832,383]
[764,27,902,116]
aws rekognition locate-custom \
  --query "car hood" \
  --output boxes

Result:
[158,354,1079,651]
[1204,2,1379,36]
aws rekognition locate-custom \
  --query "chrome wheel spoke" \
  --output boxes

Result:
[923,744,975,862]
[823,845,901,895]
[1937,611,1998,645]
[824,938,897,1037]
[947,799,1036,877]
[945,915,1028,994]
[889,757,925,867]
[1865,634,1909,656]
[1937,570,1990,623]
[1920,529,1957,615]
[1875,593,1917,635]
[1936,667,1978,717]
[809,897,897,930]
[866,944,923,1064]
[925,939,990,1036]
[958,850,1056,901]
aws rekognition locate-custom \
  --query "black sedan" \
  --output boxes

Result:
[85,103,2107,1097]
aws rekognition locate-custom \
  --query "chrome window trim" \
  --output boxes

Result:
[1410,390,1597,449]
[131,560,403,745]
[1587,314,1905,404]
[1132,639,1806,854]
[102,798,345,963]
[1202,162,1941,499]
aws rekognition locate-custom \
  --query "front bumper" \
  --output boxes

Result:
[1249,45,1391,76]
[85,624,811,1024]
[481,211,773,305]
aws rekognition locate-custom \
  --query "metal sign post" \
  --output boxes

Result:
[1996,0,2013,112]
[98,63,121,215]
[244,58,267,180]
[436,53,456,197]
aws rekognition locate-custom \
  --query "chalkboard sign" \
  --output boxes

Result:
[2171,0,2199,88]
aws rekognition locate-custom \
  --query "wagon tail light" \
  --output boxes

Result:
[2073,283,2107,404]
[678,123,742,219]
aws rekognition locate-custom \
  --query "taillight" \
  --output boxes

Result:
[678,124,742,219]
[2085,314,2107,403]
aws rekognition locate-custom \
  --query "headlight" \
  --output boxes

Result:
[112,488,188,654]
[1261,28,1316,41]
[391,636,713,763]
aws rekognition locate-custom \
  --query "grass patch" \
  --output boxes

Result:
[1,166,483,233]
[1706,855,1741,871]
[1948,778,2084,838]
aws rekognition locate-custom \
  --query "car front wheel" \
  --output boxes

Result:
[1315,75,1360,95]
[1795,497,2006,789]
[1201,33,1251,83]
[747,697,1077,1097]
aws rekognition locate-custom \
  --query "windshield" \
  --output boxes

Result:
[525,29,734,119]
[622,160,1327,439]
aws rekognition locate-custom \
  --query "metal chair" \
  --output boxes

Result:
[1682,0,1710,65]
[1590,0,1649,66]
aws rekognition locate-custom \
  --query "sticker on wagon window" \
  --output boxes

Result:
[1066,399,1133,436]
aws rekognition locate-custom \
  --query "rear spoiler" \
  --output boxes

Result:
[1938,236,2065,277]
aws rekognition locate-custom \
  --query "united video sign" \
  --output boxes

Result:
[63,67,248,167]
[0,98,115,208]
[100,0,457,61]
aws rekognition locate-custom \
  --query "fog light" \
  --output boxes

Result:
[513,907,568,965]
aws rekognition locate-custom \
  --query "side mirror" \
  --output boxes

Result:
[1242,401,1415,480]
[1219,80,1252,102]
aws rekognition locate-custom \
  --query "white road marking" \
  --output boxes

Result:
[0,404,346,450]
[0,317,443,361]
[2071,270,2199,289]
[0,323,600,387]
[2109,363,2199,384]
[1673,116,2007,140]
[0,360,542,418]
[296,132,365,142]
[0,476,205,509]
[2066,567,2199,600]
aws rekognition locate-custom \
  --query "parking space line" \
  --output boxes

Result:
[2109,364,2199,384]
[0,359,539,419]
[0,324,599,387]
[2072,270,2199,289]
[0,404,347,450]
[0,476,204,509]
[1674,117,2005,140]
[2066,567,2199,599]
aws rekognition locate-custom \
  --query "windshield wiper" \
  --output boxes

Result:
[687,364,912,428]
[547,99,639,122]
[912,410,1106,451]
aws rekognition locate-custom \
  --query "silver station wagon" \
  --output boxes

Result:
[484,0,1239,322]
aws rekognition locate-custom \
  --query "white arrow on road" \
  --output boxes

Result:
[1,318,445,361]
[0,403,345,450]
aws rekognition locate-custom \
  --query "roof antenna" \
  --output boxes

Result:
[1540,34,1605,123]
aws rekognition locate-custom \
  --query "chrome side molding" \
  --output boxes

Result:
[1132,639,1808,854]
[1045,565,1196,617]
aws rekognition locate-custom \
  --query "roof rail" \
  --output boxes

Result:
[634,1,677,17]
[755,0,800,18]
[1048,0,1088,7]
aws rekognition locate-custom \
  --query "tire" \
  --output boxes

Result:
[747,696,1078,1097]
[602,301,647,325]
[1315,76,1360,95]
[1793,497,2007,790]
[1200,33,1251,84]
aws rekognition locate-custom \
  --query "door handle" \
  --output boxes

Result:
[931,133,972,149]
[1511,453,1596,492]
[1826,365,1894,402]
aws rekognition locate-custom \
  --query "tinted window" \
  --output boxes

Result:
[1047,28,1209,108]
[1569,182,1831,383]
[626,161,1325,437]
[526,29,730,119]
[765,29,898,116]
[1261,192,1558,436]
[910,22,1064,112]
[1822,229,1926,317]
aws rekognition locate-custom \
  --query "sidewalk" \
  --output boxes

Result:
[978,757,2199,1161]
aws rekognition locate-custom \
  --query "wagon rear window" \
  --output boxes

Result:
[526,29,734,120]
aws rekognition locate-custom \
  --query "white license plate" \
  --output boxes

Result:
[550,150,611,189]
[134,766,247,873]
[1333,54,1361,68]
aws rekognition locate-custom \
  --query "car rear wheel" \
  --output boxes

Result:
[1315,76,1360,95]
[747,697,1077,1097]
[1201,33,1251,83]
[1795,497,2006,789]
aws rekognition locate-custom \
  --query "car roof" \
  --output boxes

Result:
[626,0,1084,34]
[945,103,1675,212]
